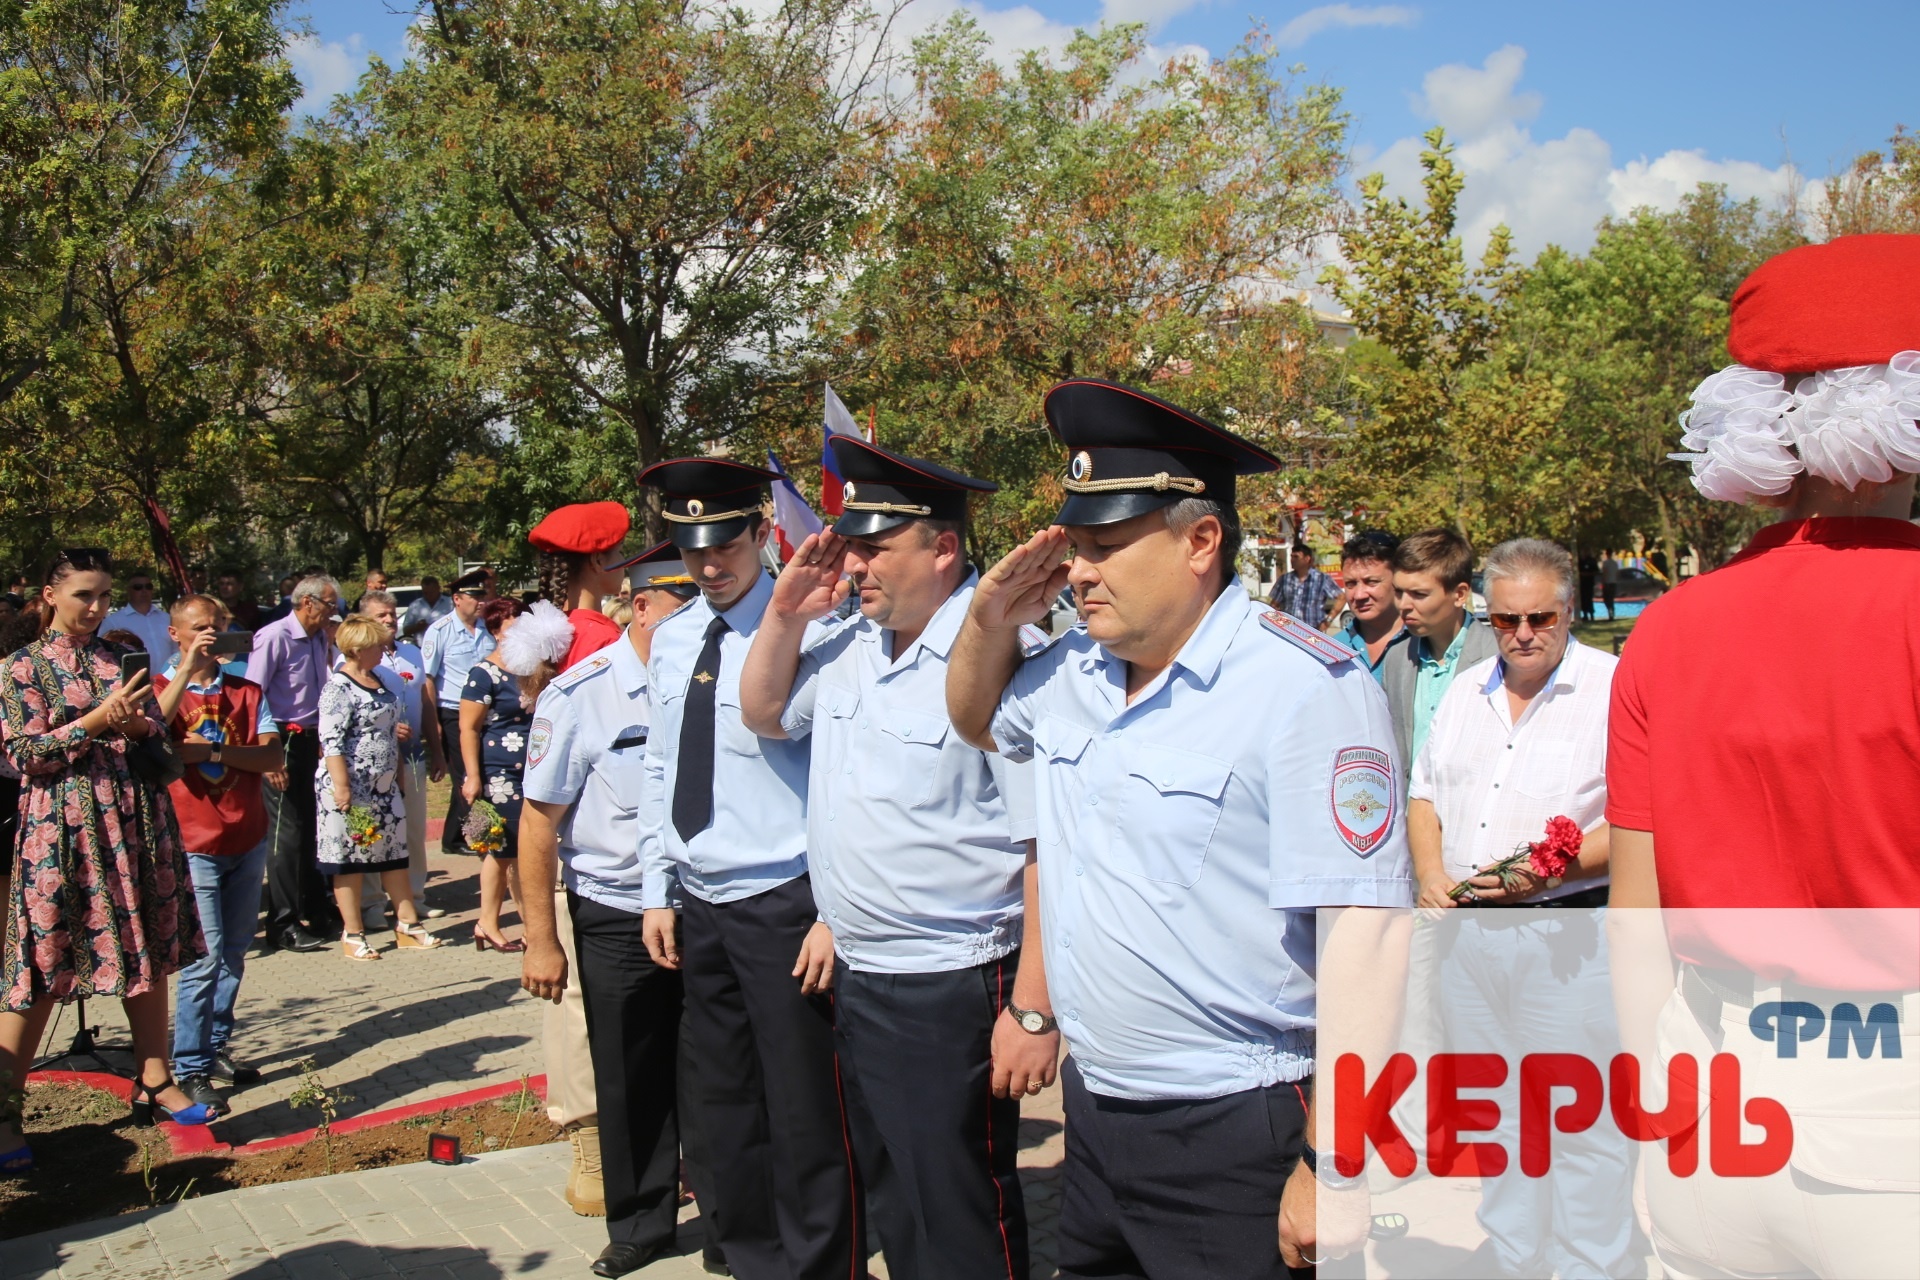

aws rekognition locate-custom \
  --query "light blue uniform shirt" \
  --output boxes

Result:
[990,586,1413,1101]
[639,574,825,908]
[523,630,655,915]
[420,611,496,711]
[781,576,1036,974]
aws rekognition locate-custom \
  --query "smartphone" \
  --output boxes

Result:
[211,630,254,657]
[119,650,152,685]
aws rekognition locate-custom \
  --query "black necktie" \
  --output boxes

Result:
[672,615,729,843]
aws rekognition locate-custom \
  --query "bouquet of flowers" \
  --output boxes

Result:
[1449,814,1584,901]
[463,798,508,855]
[342,804,382,849]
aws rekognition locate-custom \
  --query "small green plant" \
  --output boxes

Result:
[501,1074,537,1147]
[287,1058,356,1175]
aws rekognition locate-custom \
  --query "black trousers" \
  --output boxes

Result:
[833,951,1026,1280]
[1059,1058,1315,1280]
[568,892,684,1252]
[262,727,329,933]
[679,876,857,1280]
[438,707,471,851]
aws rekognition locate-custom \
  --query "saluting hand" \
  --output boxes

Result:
[971,528,1071,633]
[770,531,851,622]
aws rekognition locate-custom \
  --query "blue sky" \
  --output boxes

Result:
[290,1,1916,257]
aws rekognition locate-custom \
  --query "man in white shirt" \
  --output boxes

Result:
[1407,537,1629,1279]
[104,567,178,665]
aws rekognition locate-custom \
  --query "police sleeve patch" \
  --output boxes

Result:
[528,717,554,768]
[1017,623,1061,658]
[1329,745,1395,857]
[1260,610,1356,665]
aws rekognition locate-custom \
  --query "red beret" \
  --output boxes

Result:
[527,501,631,555]
[1729,235,1920,375]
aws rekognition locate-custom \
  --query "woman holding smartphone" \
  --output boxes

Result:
[0,550,214,1176]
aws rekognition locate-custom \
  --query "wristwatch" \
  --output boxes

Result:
[209,741,223,765]
[1300,1141,1365,1190]
[1006,1003,1056,1035]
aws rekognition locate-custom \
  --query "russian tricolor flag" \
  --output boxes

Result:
[766,452,824,563]
[821,383,864,515]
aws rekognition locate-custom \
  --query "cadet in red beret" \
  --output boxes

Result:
[1609,235,1920,1278]
[528,501,632,672]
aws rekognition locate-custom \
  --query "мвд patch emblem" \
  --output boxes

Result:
[1329,745,1395,857]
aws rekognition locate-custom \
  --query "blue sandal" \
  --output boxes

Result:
[129,1077,217,1127]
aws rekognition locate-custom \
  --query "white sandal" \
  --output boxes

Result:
[341,932,381,961]
[394,920,446,950]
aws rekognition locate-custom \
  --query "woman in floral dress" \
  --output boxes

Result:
[319,615,443,960]
[459,598,536,951]
[0,551,214,1174]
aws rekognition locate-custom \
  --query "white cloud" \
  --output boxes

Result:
[1367,45,1800,259]
[1275,4,1418,49]
[288,33,364,118]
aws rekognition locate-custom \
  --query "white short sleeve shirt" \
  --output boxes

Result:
[1409,640,1616,896]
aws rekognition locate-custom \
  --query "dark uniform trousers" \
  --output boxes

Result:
[437,707,471,851]
[678,875,858,1280]
[833,951,1026,1280]
[262,726,330,933]
[1058,1058,1316,1280]
[568,892,684,1252]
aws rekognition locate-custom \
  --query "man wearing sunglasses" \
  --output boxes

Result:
[1404,537,1623,1280]
[104,569,178,666]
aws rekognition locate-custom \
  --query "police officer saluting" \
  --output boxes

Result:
[635,459,857,1280]
[945,381,1414,1279]
[738,437,1054,1280]
[519,541,699,1278]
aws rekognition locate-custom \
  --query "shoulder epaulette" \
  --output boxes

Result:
[646,597,700,632]
[549,652,612,692]
[1259,610,1356,666]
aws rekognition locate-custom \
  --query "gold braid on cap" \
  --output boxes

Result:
[662,502,765,524]
[1061,471,1207,495]
[842,498,934,516]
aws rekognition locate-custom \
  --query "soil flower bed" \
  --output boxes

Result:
[0,1078,560,1241]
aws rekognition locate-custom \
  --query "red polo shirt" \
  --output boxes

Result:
[563,607,622,673]
[1607,517,1920,985]
[1609,516,1920,906]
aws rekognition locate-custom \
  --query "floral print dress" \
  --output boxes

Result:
[0,631,202,1012]
[461,659,531,858]
[315,670,408,874]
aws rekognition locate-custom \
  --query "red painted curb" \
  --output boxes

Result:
[23,1069,547,1163]
[229,1074,547,1158]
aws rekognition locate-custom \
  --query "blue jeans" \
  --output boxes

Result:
[171,839,269,1078]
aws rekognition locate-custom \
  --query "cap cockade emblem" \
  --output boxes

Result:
[685,498,705,518]
[1069,451,1093,482]
[843,482,859,502]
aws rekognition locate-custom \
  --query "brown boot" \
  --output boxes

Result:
[566,1123,607,1217]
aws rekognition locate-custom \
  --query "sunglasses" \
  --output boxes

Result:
[129,582,154,591]
[1488,610,1562,632]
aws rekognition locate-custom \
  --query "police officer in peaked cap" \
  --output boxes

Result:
[944,380,1414,1278]
[633,458,860,1280]
[737,435,1050,1280]
[518,540,701,1278]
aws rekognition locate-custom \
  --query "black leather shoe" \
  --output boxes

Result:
[209,1051,262,1086]
[275,926,328,953]
[701,1254,731,1277]
[591,1242,666,1277]
[177,1074,228,1117]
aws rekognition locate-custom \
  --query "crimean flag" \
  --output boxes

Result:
[766,452,825,563]
[821,383,863,515]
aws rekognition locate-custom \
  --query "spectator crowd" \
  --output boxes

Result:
[0,235,1913,1280]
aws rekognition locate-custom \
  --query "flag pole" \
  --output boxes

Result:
[867,403,877,445]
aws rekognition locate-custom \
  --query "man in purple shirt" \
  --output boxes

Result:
[246,574,342,952]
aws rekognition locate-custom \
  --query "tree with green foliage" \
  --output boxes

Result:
[789,16,1351,556]
[383,0,892,540]
[1321,128,1571,546]
[239,74,505,574]
[0,0,298,583]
